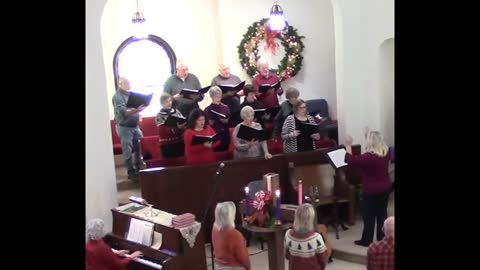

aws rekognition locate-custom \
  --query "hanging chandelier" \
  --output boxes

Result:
[267,1,288,31]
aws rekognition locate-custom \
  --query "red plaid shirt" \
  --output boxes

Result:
[367,235,394,270]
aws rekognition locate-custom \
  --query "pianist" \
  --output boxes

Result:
[86,218,143,270]
[212,202,251,270]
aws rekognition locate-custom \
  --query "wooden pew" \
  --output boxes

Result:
[139,146,361,241]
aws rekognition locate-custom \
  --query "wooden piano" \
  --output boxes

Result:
[104,205,207,270]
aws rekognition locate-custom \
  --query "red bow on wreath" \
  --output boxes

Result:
[265,28,280,55]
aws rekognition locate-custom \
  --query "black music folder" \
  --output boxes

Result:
[299,122,320,136]
[199,85,211,94]
[210,109,228,119]
[219,81,246,93]
[326,148,348,169]
[180,88,199,95]
[164,115,187,127]
[192,133,221,145]
[258,81,281,94]
[126,92,153,108]
[254,107,281,119]
[237,124,272,141]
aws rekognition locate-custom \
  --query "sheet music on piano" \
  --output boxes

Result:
[127,218,155,246]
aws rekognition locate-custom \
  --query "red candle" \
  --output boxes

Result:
[298,180,303,205]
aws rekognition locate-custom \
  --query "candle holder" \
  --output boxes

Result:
[145,204,158,217]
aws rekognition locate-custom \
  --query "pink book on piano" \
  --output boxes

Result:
[172,213,195,223]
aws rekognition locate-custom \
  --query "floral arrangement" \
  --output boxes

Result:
[245,190,275,227]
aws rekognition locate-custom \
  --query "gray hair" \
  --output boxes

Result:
[293,203,315,232]
[285,87,300,99]
[240,106,254,120]
[160,93,172,104]
[383,216,395,236]
[209,86,222,98]
[214,201,236,229]
[86,218,106,241]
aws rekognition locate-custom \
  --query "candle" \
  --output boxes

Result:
[298,180,303,205]
[244,186,250,216]
[275,189,281,220]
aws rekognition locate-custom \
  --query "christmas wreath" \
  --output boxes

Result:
[238,18,305,81]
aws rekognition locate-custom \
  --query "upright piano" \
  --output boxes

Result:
[104,204,207,270]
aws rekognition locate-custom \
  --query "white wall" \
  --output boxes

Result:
[379,38,394,147]
[332,0,394,145]
[216,0,337,118]
[101,0,221,118]
[86,0,118,234]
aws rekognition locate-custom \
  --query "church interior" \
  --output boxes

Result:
[86,0,394,269]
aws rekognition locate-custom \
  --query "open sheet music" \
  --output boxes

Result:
[127,218,155,246]
[326,148,348,169]
[192,133,221,145]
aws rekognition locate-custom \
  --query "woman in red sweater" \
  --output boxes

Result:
[184,108,220,165]
[85,218,143,270]
[212,201,251,270]
[345,131,392,247]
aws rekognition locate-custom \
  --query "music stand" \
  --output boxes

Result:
[201,164,225,270]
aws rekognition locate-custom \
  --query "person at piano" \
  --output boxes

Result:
[233,106,272,160]
[183,108,220,165]
[240,84,268,128]
[273,87,299,138]
[344,131,392,247]
[204,86,231,152]
[284,204,328,270]
[155,93,186,158]
[281,99,320,153]
[212,201,251,270]
[252,59,284,110]
[86,218,143,270]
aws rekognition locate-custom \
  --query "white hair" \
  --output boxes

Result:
[240,106,254,120]
[209,86,222,98]
[86,218,105,241]
[214,201,236,230]
[293,203,315,232]
[176,59,187,69]
[383,216,395,236]
[257,58,269,70]
[365,131,389,157]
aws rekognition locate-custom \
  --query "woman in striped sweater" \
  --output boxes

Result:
[281,99,321,153]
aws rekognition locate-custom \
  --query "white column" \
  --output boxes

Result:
[86,0,117,233]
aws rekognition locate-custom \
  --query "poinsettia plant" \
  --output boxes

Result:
[246,190,275,227]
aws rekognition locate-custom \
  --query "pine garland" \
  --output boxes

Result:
[237,18,305,81]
